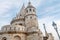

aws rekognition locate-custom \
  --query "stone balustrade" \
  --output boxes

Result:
[1,25,26,33]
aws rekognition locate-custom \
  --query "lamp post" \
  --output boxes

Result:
[43,24,49,40]
[52,22,60,40]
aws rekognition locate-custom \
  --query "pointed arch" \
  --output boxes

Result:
[2,37,7,40]
[14,36,21,40]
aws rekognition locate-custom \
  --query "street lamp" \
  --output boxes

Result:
[43,24,49,40]
[52,22,60,40]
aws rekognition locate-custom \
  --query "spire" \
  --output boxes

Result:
[16,3,25,17]
[11,3,25,24]
[20,3,25,13]
[22,3,25,9]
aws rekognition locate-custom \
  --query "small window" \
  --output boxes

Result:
[2,37,7,40]
[15,24,17,25]
[19,23,22,26]
[5,39,6,40]
[14,27,16,30]
[26,10,28,13]
[20,14,21,16]
[4,39,6,40]
[35,18,36,20]
[29,9,31,11]
[10,27,11,30]
[30,16,32,19]
[26,16,28,18]
[33,9,35,12]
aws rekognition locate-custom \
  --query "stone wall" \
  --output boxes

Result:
[0,33,26,40]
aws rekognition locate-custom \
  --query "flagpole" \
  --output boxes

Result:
[52,22,60,40]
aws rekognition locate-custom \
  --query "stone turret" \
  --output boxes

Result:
[25,2,39,32]
[11,4,25,26]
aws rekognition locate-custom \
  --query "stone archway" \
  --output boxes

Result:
[2,37,7,40]
[14,36,21,40]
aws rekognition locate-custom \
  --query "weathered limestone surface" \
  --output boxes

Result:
[0,2,54,40]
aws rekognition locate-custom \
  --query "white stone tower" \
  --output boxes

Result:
[24,2,43,40]
[25,2,39,32]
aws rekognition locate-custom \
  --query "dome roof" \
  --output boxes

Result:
[26,5,35,8]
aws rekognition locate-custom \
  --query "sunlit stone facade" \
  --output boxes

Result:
[0,2,54,40]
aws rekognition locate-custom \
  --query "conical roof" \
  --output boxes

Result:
[16,4,25,18]
[11,4,25,24]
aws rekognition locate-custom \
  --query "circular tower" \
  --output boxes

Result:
[25,2,39,32]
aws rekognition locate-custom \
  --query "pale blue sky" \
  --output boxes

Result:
[0,0,60,40]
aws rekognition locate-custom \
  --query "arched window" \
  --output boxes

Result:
[33,9,35,12]
[14,36,21,40]
[30,16,32,19]
[19,23,22,26]
[20,14,21,16]
[2,37,7,40]
[29,9,31,11]
[26,10,28,13]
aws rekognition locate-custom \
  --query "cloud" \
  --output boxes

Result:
[38,3,60,16]
[0,1,11,15]
[0,0,42,17]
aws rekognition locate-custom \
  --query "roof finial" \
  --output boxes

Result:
[28,0,31,5]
